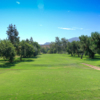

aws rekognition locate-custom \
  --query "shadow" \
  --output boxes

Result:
[68,54,100,61]
[85,58,100,61]
[22,56,39,59]
[0,56,39,68]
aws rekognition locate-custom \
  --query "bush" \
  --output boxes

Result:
[0,40,16,62]
[19,41,35,60]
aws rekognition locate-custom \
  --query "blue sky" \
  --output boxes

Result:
[0,0,100,44]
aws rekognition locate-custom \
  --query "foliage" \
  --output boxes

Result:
[61,38,68,52]
[55,37,62,53]
[0,40,16,62]
[19,40,35,60]
[6,24,19,45]
[90,32,100,54]
[40,47,49,54]
[79,35,95,59]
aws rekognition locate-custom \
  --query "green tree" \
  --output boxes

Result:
[6,24,19,45]
[33,42,40,55]
[49,42,57,53]
[61,38,68,53]
[0,40,16,62]
[30,37,33,44]
[19,40,34,60]
[79,35,95,59]
[90,32,100,54]
[71,41,77,56]
[67,42,73,56]
[55,37,61,53]
[75,41,81,57]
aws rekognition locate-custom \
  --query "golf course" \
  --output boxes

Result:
[0,54,100,100]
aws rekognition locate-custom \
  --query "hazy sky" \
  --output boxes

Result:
[0,0,100,44]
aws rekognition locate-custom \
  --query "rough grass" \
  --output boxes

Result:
[0,54,100,100]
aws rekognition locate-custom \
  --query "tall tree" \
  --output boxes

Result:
[49,42,57,53]
[67,42,73,56]
[30,37,33,44]
[6,24,19,45]
[55,37,61,53]
[79,35,95,59]
[90,32,100,54]
[0,40,16,62]
[19,40,35,60]
[61,38,68,53]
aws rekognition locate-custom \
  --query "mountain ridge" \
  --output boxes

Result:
[40,37,80,45]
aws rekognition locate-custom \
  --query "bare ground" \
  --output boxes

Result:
[82,63,100,70]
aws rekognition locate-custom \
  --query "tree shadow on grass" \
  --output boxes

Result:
[68,54,100,61]
[85,58,100,61]
[0,56,39,68]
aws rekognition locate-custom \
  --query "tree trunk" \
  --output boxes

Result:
[81,54,83,59]
[20,55,22,61]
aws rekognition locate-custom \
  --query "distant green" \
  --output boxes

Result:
[0,54,100,100]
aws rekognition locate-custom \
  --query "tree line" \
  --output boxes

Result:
[47,32,100,59]
[0,24,40,62]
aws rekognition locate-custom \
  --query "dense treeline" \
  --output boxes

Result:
[40,47,50,54]
[1,24,100,62]
[48,32,100,59]
[0,24,40,62]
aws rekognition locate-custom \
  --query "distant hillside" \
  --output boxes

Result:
[68,37,80,42]
[44,42,51,45]
[40,37,80,46]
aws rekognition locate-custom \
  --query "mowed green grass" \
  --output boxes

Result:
[0,54,100,100]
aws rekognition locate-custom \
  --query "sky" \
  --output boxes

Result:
[0,0,100,44]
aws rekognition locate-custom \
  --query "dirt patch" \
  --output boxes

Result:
[82,63,100,70]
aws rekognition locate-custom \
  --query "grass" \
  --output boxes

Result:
[0,54,100,100]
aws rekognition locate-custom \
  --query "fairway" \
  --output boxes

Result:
[0,54,100,100]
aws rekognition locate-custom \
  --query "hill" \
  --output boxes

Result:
[40,37,80,46]
[68,37,80,42]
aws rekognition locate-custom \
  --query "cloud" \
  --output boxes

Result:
[58,27,74,30]
[58,27,83,30]
[16,1,20,4]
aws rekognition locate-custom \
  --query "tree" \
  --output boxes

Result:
[90,32,100,54]
[0,40,16,62]
[61,38,68,53]
[49,42,57,53]
[75,41,81,57]
[19,40,35,60]
[6,24,19,45]
[79,35,95,59]
[41,47,47,53]
[71,41,77,56]
[26,38,29,43]
[30,37,33,44]
[67,42,73,56]
[55,37,61,53]
[33,42,40,55]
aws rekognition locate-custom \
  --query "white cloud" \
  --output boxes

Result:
[58,27,74,30]
[58,27,83,30]
[16,1,20,4]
